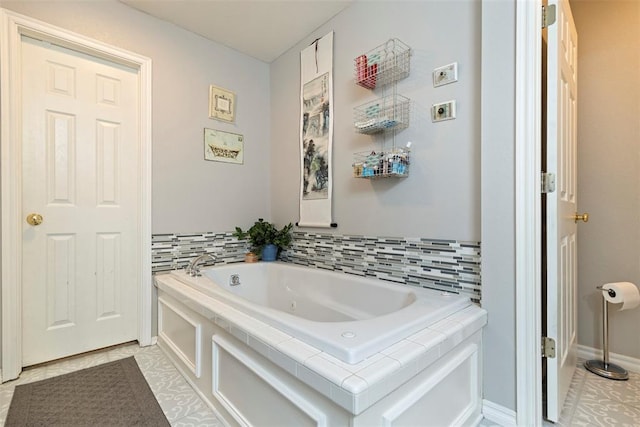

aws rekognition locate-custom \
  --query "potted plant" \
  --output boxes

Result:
[233,218,293,262]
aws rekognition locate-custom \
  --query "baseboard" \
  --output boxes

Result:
[150,336,158,345]
[577,344,640,374]
[482,399,517,426]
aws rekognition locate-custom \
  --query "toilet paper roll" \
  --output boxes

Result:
[602,282,640,311]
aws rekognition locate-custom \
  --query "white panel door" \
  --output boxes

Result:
[546,0,579,421]
[21,36,139,366]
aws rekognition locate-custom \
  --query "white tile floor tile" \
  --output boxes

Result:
[481,358,640,426]
[7,344,638,427]
[554,359,640,427]
[0,342,222,427]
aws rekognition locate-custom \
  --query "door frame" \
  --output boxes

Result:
[515,0,543,424]
[0,8,152,380]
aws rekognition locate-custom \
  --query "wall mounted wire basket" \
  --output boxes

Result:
[354,38,411,90]
[352,147,410,179]
[354,94,410,134]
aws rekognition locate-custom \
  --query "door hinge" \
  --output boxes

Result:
[542,337,556,358]
[541,172,556,193]
[542,4,557,29]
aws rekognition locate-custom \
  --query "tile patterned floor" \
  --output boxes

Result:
[0,343,223,427]
[482,359,640,426]
[2,345,638,427]
[554,359,640,426]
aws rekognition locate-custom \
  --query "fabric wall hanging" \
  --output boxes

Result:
[298,31,335,228]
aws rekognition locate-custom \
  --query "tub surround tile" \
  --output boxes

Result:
[341,375,369,394]
[238,302,483,411]
[296,364,334,396]
[415,344,443,372]
[428,320,466,355]
[304,354,354,386]
[151,231,482,303]
[428,309,487,355]
[381,340,428,365]
[250,324,292,345]
[267,347,298,377]
[226,311,266,338]
[318,351,385,373]
[331,383,364,414]
[155,274,487,415]
[428,318,462,336]
[352,356,402,386]
[281,232,481,303]
[151,232,245,273]
[406,327,447,350]
[460,306,489,329]
[276,339,322,364]
[214,315,231,331]
[246,336,271,359]
[229,325,249,344]
[365,361,420,409]
[211,306,238,327]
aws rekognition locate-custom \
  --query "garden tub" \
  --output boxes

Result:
[160,261,471,364]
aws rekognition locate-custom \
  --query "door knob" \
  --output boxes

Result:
[573,212,589,223]
[26,213,43,226]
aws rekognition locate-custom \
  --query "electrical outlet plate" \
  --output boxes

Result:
[433,62,458,87]
[432,100,456,122]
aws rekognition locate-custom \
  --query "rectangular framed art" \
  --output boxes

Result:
[209,85,236,123]
[204,128,244,164]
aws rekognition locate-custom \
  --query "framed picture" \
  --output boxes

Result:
[209,85,236,123]
[204,128,244,164]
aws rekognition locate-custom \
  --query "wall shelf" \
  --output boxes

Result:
[354,39,411,90]
[352,38,412,180]
[352,148,410,179]
[354,94,410,134]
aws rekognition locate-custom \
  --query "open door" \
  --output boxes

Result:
[545,0,580,421]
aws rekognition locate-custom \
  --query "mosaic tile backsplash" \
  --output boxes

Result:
[151,231,481,303]
[151,232,246,272]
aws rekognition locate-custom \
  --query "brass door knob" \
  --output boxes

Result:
[573,212,589,223]
[26,213,43,226]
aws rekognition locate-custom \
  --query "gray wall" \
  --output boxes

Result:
[571,1,640,357]
[0,0,523,413]
[0,0,270,370]
[270,1,481,241]
[269,0,516,412]
[0,0,271,234]
[480,0,517,412]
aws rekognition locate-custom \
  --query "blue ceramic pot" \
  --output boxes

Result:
[261,244,277,262]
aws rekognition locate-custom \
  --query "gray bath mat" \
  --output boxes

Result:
[5,356,169,426]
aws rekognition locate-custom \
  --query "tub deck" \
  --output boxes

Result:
[165,262,472,364]
[155,269,487,419]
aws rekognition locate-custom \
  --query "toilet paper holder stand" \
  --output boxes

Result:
[584,286,629,381]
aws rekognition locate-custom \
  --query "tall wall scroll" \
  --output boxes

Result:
[298,31,335,229]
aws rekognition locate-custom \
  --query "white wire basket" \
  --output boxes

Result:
[354,94,410,134]
[354,38,411,89]
[352,147,410,179]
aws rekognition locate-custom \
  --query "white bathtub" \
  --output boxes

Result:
[162,262,471,364]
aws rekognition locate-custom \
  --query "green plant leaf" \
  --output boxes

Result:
[233,219,293,259]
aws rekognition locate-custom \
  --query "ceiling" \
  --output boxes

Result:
[119,0,352,63]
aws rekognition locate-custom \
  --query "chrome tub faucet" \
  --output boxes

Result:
[186,253,216,277]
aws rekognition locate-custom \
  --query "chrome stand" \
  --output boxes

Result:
[585,289,629,380]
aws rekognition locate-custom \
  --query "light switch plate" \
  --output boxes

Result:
[433,62,458,87]
[432,100,456,122]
